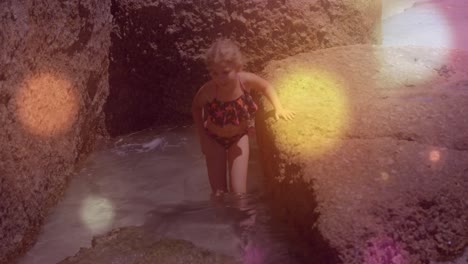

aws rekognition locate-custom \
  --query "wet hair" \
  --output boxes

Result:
[204,38,244,70]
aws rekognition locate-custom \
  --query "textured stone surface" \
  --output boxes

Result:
[58,226,238,264]
[256,45,468,264]
[0,0,111,263]
[105,0,382,136]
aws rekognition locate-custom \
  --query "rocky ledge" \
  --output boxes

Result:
[256,45,468,264]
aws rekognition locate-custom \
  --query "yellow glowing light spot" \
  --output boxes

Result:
[270,66,348,157]
[80,196,114,233]
[429,150,440,162]
[380,172,390,181]
[15,72,78,136]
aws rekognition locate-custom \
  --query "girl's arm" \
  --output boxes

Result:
[242,72,295,121]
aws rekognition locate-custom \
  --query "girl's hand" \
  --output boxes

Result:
[274,108,296,121]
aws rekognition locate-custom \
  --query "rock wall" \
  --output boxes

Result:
[105,0,382,136]
[256,45,468,263]
[0,1,111,263]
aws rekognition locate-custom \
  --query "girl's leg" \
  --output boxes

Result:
[203,134,228,194]
[227,135,256,236]
[227,134,249,194]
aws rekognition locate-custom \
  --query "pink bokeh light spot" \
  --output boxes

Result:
[364,236,407,264]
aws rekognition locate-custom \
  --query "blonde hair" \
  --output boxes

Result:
[204,39,244,70]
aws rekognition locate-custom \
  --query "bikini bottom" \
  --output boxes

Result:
[205,128,248,149]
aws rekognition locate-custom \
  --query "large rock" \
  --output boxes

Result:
[105,0,382,136]
[0,0,111,262]
[256,45,468,263]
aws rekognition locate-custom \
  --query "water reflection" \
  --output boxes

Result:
[142,192,303,264]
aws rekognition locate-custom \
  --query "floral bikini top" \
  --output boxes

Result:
[205,79,258,127]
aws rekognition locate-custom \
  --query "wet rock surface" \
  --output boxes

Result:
[0,0,111,263]
[105,0,382,136]
[58,226,238,264]
[256,45,468,263]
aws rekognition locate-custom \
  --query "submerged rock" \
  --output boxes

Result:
[256,45,468,263]
[58,226,238,264]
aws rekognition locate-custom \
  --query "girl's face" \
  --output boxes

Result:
[209,63,239,87]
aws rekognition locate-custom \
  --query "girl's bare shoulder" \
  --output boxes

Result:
[195,80,216,105]
[238,71,262,92]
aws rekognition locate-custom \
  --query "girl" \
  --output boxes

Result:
[192,39,295,197]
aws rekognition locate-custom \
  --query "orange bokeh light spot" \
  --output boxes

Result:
[15,72,79,136]
[429,150,440,162]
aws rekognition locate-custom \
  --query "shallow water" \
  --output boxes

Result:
[17,126,304,263]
